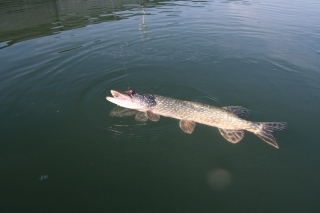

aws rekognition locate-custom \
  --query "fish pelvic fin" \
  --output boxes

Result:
[218,129,244,143]
[254,122,287,149]
[179,120,196,134]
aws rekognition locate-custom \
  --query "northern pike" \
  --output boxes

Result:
[106,89,286,149]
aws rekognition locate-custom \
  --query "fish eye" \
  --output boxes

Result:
[126,89,136,97]
[130,90,136,96]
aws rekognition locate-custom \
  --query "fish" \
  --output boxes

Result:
[106,89,287,149]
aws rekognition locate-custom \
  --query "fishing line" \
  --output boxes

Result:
[110,0,130,88]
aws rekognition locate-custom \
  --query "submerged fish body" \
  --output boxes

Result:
[106,89,286,149]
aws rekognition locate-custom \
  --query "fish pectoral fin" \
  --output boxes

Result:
[147,111,160,122]
[222,106,251,119]
[218,129,244,143]
[135,112,148,122]
[179,120,196,134]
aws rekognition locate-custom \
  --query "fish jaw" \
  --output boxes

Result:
[106,90,142,110]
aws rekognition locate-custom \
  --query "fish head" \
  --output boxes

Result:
[106,89,156,110]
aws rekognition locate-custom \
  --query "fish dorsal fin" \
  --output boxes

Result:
[135,112,148,122]
[147,111,160,122]
[218,128,244,143]
[222,106,251,119]
[179,120,196,134]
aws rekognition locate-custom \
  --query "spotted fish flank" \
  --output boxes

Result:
[106,89,287,149]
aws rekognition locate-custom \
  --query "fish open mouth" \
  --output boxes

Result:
[106,89,144,110]
[106,90,131,104]
[110,90,130,100]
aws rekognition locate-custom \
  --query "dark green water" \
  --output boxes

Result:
[1,0,320,212]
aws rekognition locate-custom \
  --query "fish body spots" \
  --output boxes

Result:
[132,92,156,107]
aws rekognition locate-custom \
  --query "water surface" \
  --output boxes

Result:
[1,0,320,212]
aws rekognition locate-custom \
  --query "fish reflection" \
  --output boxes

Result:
[109,105,138,117]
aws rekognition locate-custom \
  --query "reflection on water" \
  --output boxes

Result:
[109,105,138,117]
[0,0,148,46]
[139,7,149,41]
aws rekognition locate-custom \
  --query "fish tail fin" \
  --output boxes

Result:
[254,122,287,149]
